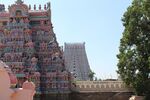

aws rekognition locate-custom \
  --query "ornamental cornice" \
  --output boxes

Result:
[29,11,48,16]
[0,12,9,17]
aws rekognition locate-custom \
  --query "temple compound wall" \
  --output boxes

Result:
[33,80,133,100]
[70,92,133,100]
[72,81,132,92]
[69,81,133,100]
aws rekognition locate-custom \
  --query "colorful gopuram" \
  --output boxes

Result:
[0,0,71,98]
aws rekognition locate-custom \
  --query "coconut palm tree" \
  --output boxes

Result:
[88,70,95,81]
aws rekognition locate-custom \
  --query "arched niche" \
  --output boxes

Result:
[8,3,29,17]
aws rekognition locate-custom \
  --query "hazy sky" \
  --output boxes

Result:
[1,0,132,79]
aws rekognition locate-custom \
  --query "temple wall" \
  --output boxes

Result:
[33,92,133,100]
[33,81,133,100]
[72,81,132,92]
[70,92,133,100]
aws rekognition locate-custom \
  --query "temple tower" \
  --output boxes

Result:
[64,43,91,80]
[0,0,71,99]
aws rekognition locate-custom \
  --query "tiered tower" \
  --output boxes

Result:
[0,0,71,99]
[64,43,91,80]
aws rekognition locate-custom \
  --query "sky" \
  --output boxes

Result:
[1,0,132,79]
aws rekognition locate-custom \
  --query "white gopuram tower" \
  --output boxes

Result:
[64,43,91,80]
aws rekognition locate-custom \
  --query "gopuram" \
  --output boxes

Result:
[64,43,91,81]
[0,0,71,99]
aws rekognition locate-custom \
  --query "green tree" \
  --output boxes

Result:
[94,77,98,81]
[117,0,150,99]
[88,70,95,81]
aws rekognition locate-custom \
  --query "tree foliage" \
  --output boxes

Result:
[88,70,95,81]
[117,0,150,98]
